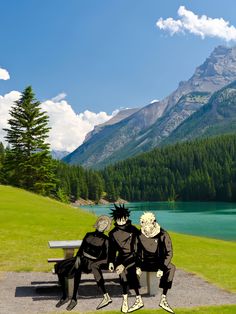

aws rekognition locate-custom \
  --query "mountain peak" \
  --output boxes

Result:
[194,45,236,79]
[211,45,232,56]
[64,45,236,168]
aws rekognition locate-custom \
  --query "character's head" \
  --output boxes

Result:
[94,215,112,232]
[140,212,160,238]
[110,204,130,226]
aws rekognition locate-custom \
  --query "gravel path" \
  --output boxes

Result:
[0,270,235,314]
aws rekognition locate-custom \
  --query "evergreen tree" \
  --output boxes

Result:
[100,134,236,202]
[0,142,5,183]
[3,86,56,195]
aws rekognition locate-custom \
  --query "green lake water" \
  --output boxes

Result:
[80,202,236,241]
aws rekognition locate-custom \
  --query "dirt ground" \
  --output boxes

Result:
[0,269,235,314]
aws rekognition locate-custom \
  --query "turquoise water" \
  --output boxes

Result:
[79,202,236,241]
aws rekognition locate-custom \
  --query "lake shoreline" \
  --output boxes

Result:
[72,197,128,206]
[78,201,236,241]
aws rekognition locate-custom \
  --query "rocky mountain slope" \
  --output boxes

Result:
[83,108,140,143]
[64,45,236,168]
[163,80,236,145]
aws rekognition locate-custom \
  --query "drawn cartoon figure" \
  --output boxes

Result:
[137,212,175,314]
[55,215,112,311]
[109,204,144,313]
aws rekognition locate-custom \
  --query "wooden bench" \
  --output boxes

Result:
[48,240,82,258]
[48,240,158,296]
[48,258,65,263]
[48,240,82,296]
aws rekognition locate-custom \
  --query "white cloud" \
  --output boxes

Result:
[156,6,236,42]
[0,91,21,145]
[41,97,116,152]
[0,91,117,152]
[51,92,67,102]
[0,67,10,80]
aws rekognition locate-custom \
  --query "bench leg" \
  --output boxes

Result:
[147,272,158,296]
[139,272,147,287]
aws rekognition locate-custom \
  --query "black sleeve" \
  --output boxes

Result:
[136,235,142,268]
[98,237,109,264]
[76,233,88,257]
[108,232,117,264]
[163,232,173,267]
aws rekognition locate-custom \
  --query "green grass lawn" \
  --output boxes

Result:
[170,231,236,292]
[0,185,97,272]
[47,305,236,314]
[0,185,236,294]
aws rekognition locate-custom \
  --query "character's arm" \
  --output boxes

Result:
[135,234,142,268]
[108,232,117,266]
[134,230,143,276]
[163,232,173,267]
[74,256,81,269]
[97,237,109,265]
[76,233,87,257]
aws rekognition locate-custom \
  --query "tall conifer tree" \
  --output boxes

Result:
[4,86,55,195]
[0,142,5,183]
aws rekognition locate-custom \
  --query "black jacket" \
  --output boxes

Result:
[76,230,109,263]
[108,220,139,267]
[137,228,173,271]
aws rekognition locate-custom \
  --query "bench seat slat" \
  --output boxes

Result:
[47,258,65,263]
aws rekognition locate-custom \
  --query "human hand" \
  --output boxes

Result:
[156,269,163,278]
[116,264,125,275]
[74,256,80,269]
[136,267,142,277]
[109,262,114,272]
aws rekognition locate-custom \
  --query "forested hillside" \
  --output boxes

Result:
[55,161,104,202]
[102,134,236,202]
[2,134,236,203]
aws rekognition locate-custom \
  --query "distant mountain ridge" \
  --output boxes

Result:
[51,150,69,160]
[163,80,236,145]
[64,45,236,168]
[83,108,140,143]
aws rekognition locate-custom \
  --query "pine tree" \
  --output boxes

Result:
[3,86,56,195]
[0,142,5,183]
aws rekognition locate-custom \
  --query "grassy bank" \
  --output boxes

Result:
[0,185,235,293]
[0,185,97,272]
[171,231,236,292]
[48,305,236,314]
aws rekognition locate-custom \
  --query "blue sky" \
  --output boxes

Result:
[1,0,236,151]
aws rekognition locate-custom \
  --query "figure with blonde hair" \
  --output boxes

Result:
[137,212,175,314]
[55,215,112,311]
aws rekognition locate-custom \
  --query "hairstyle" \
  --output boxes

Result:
[94,215,112,231]
[110,203,130,220]
[140,212,156,225]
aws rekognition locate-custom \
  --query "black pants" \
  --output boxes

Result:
[57,256,107,299]
[116,254,140,293]
[73,257,107,299]
[140,262,175,290]
[159,263,175,290]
